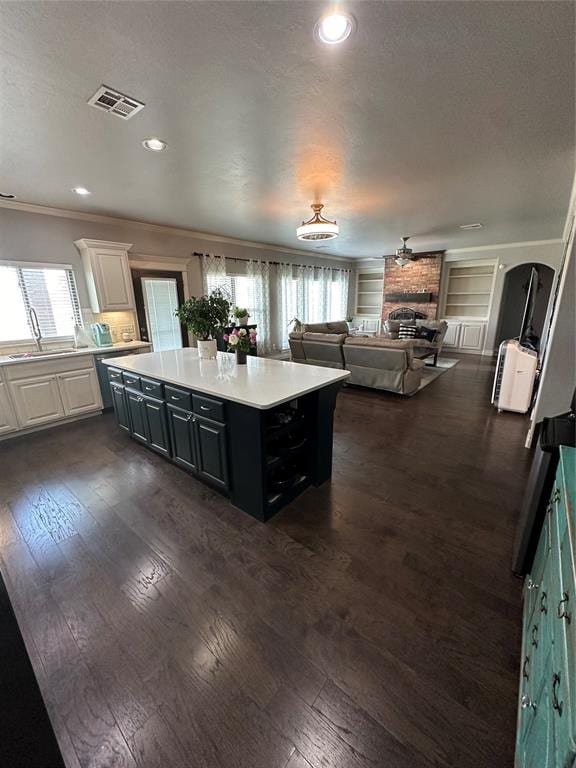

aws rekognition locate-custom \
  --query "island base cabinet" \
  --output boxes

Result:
[111,383,130,432]
[125,388,171,457]
[167,405,198,472]
[195,417,228,491]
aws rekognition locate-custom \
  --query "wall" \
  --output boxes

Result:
[381,254,443,320]
[0,205,355,347]
[443,241,564,353]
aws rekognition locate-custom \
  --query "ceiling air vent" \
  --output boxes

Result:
[87,85,145,120]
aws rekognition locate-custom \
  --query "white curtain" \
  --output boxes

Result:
[245,260,272,355]
[202,253,272,355]
[277,263,352,348]
[202,253,228,296]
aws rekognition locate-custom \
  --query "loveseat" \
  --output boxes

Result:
[288,321,427,395]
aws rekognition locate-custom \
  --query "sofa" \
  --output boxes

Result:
[382,318,448,366]
[288,321,426,395]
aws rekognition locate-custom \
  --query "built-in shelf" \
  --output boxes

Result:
[441,259,496,323]
[355,267,384,317]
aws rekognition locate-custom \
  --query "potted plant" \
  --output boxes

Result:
[224,326,257,364]
[345,315,354,332]
[175,289,230,359]
[233,306,250,326]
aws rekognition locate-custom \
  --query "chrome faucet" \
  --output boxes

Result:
[29,307,43,351]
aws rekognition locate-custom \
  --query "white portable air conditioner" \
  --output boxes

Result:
[492,340,538,413]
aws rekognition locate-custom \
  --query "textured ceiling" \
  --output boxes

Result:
[0,1,574,258]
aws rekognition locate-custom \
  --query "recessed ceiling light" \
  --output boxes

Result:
[142,137,167,152]
[72,187,91,196]
[316,12,355,45]
[459,222,483,230]
[0,193,16,199]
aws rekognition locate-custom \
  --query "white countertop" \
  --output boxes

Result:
[103,348,350,409]
[0,341,151,367]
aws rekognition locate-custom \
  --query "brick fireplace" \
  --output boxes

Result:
[381,252,444,321]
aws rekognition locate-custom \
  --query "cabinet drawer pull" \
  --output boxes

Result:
[552,673,563,716]
[521,695,536,712]
[171,395,180,401]
[200,405,211,411]
[185,414,195,422]
[522,655,529,681]
[557,593,571,623]
[530,625,538,648]
[136,396,144,403]
[539,591,548,614]
[145,385,155,391]
[527,578,539,591]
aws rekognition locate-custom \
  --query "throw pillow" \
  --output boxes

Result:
[415,326,438,343]
[398,323,417,339]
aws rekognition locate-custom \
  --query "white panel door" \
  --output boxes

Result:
[58,368,102,416]
[93,250,135,311]
[10,375,65,427]
[460,323,485,350]
[443,323,461,347]
[0,381,19,434]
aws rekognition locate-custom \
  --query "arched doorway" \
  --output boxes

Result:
[495,263,555,350]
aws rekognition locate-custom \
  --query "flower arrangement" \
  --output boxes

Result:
[224,326,257,353]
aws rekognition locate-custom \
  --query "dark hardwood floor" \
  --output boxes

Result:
[0,354,532,768]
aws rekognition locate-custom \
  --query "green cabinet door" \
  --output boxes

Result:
[167,405,198,472]
[194,416,229,491]
[143,397,171,457]
[523,645,556,768]
[126,388,148,444]
[110,383,130,432]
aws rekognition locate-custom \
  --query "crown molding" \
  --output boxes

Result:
[446,239,562,255]
[0,199,353,263]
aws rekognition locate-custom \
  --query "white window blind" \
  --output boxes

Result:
[0,264,82,343]
[142,277,183,352]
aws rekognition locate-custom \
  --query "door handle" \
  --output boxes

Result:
[557,593,571,623]
[540,591,548,614]
[531,625,538,648]
[552,673,563,716]
[522,655,529,680]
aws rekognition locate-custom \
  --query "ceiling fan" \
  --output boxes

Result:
[371,236,415,267]
[373,235,444,267]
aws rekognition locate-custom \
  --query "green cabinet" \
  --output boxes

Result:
[110,382,130,432]
[167,404,198,472]
[195,416,228,491]
[516,446,576,768]
[125,388,171,457]
[166,404,229,491]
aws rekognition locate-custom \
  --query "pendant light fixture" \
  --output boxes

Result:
[395,236,413,267]
[296,203,339,241]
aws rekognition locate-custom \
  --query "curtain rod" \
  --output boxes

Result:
[193,252,351,272]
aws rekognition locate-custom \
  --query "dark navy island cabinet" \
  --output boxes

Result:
[106,363,343,521]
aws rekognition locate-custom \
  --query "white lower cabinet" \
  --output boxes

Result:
[58,369,102,416]
[11,374,65,427]
[0,381,19,434]
[442,321,487,352]
[5,354,103,434]
[459,323,485,350]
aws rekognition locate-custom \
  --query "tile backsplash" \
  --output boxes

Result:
[81,309,138,342]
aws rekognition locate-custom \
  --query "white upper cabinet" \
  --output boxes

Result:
[75,239,135,313]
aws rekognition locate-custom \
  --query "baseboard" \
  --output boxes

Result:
[0,410,102,442]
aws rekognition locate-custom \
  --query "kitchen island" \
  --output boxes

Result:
[103,349,350,521]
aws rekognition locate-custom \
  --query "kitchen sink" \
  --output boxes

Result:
[8,348,78,359]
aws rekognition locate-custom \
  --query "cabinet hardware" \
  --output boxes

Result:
[527,578,539,591]
[136,396,143,403]
[551,487,560,504]
[539,591,548,614]
[530,625,538,648]
[171,395,180,401]
[557,593,571,623]
[552,673,563,716]
[522,655,529,680]
[521,695,536,712]
[145,386,154,391]
[200,405,211,411]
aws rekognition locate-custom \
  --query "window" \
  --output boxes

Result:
[0,264,82,343]
[278,264,351,348]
